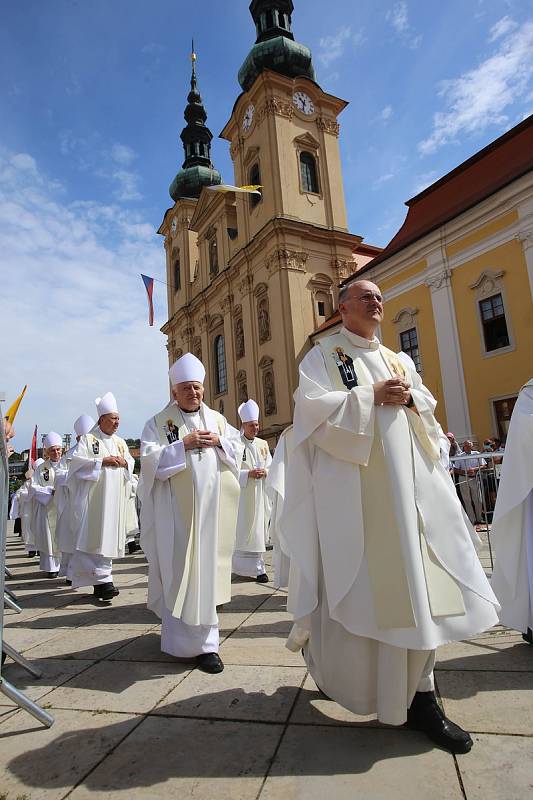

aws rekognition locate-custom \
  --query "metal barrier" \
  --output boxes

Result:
[450,451,504,571]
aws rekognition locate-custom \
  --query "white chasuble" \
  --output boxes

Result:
[266,426,293,589]
[67,429,135,559]
[235,435,272,554]
[281,327,499,652]
[490,380,533,633]
[31,458,67,558]
[140,401,242,628]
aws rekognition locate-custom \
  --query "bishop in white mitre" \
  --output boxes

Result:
[67,393,135,602]
[232,399,272,583]
[56,414,95,583]
[140,353,242,674]
[30,432,68,577]
[491,379,533,645]
[280,279,499,754]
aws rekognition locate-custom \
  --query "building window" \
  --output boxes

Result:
[400,327,421,373]
[479,293,510,352]
[249,163,262,209]
[318,301,325,317]
[173,253,181,292]
[209,234,218,277]
[300,151,319,193]
[214,334,227,394]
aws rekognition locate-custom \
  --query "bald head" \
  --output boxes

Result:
[338,280,384,339]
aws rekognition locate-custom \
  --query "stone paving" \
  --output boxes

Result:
[1,522,532,799]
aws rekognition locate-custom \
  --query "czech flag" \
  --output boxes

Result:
[141,274,154,326]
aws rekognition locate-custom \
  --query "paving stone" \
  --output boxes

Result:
[18,628,142,661]
[153,663,306,722]
[0,658,95,706]
[260,724,463,799]
[1,624,68,653]
[436,638,533,671]
[43,659,192,713]
[68,716,282,799]
[290,674,385,728]
[457,733,533,799]
[219,632,305,667]
[0,708,141,800]
[108,631,176,662]
[437,670,533,734]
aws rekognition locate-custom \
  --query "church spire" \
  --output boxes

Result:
[238,1,316,92]
[169,44,221,202]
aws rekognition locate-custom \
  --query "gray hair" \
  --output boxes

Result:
[338,279,378,305]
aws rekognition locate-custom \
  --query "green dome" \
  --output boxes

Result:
[238,35,315,92]
[169,165,222,202]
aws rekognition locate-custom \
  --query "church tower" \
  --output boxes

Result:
[221,0,353,247]
[160,47,222,364]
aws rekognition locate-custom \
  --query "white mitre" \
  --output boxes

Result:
[74,414,95,436]
[169,353,206,385]
[238,399,260,423]
[95,392,118,417]
[44,431,62,448]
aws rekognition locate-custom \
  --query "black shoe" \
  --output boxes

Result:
[28,550,37,558]
[46,572,59,579]
[256,573,269,583]
[65,579,72,586]
[197,652,224,674]
[406,691,473,754]
[522,628,533,645]
[94,582,119,601]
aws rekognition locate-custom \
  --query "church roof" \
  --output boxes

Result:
[353,115,533,275]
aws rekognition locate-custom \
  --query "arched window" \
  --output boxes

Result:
[214,334,227,394]
[249,163,262,209]
[300,151,319,193]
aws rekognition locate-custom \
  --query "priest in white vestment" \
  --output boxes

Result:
[140,353,242,674]
[280,279,499,754]
[490,379,533,645]
[67,394,135,601]
[233,399,272,583]
[56,414,95,583]
[30,432,67,577]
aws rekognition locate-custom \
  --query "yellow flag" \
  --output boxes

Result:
[5,385,27,424]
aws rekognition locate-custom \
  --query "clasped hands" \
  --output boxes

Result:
[183,430,220,450]
[248,468,267,479]
[373,377,412,407]
[102,456,129,468]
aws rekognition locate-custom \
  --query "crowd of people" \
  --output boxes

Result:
[3,278,532,758]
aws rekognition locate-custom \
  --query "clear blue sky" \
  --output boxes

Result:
[1,0,532,448]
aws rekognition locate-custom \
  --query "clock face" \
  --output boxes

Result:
[242,104,255,131]
[293,92,315,115]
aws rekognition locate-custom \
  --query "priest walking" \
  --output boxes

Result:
[490,379,533,644]
[233,399,272,583]
[30,432,67,577]
[140,353,242,673]
[67,394,135,601]
[281,279,499,753]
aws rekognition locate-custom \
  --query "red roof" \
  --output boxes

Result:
[353,115,533,275]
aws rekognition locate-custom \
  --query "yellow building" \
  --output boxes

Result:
[159,1,379,444]
[317,116,533,444]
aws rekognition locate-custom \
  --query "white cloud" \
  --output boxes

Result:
[373,172,395,189]
[111,169,142,201]
[412,170,439,194]
[488,15,518,42]
[0,148,169,449]
[419,20,533,155]
[110,143,137,166]
[318,26,365,66]
[385,1,422,48]
[380,105,393,121]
